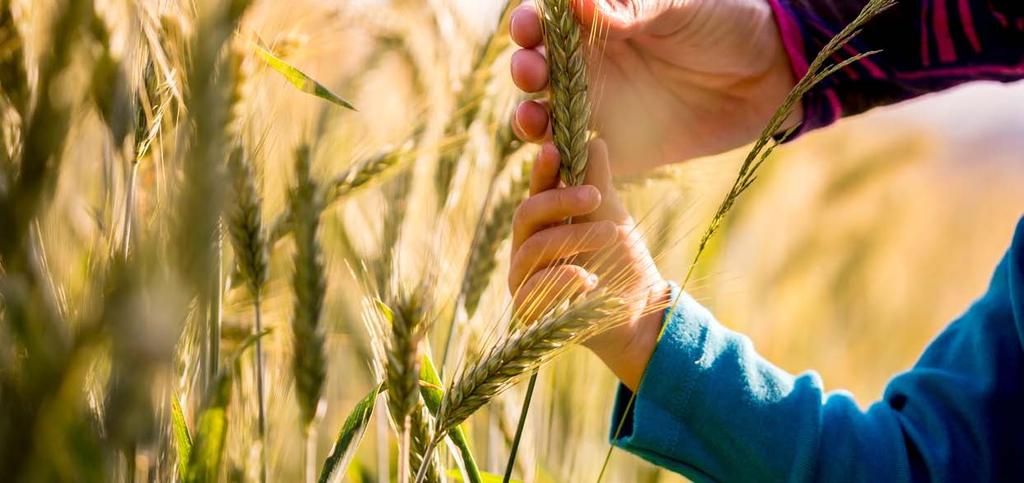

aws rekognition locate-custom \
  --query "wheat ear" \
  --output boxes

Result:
[414,291,623,483]
[541,0,591,187]
[290,146,328,471]
[380,287,430,483]
[442,291,620,442]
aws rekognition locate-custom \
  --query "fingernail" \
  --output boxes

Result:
[514,105,527,138]
[576,186,595,203]
[510,10,520,35]
[587,273,599,286]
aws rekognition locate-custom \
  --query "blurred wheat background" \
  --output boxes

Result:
[0,0,1021,482]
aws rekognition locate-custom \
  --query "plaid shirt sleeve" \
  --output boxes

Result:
[768,0,1024,134]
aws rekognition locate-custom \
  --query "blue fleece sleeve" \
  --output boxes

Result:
[610,217,1024,482]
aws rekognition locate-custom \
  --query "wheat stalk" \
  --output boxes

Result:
[460,162,530,318]
[410,404,441,483]
[541,0,591,187]
[227,151,268,300]
[434,0,517,207]
[290,145,328,483]
[269,145,409,244]
[374,168,413,295]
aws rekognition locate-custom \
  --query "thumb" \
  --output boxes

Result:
[572,0,686,39]
[580,138,631,224]
[571,0,639,40]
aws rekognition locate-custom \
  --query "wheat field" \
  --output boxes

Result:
[0,0,1021,482]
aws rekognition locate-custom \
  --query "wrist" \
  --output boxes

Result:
[593,280,672,391]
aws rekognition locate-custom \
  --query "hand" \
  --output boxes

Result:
[509,0,798,175]
[508,138,670,390]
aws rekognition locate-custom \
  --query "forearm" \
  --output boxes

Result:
[770,0,1024,133]
[608,222,1024,482]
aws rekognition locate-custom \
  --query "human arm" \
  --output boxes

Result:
[609,218,1024,481]
[509,0,1024,172]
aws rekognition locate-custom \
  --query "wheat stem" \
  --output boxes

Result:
[434,0,517,207]
[502,371,536,483]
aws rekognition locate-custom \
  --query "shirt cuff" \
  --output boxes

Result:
[767,0,843,137]
[607,283,719,479]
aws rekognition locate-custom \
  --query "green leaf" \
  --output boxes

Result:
[171,395,193,478]
[255,44,356,111]
[420,354,482,483]
[183,373,232,483]
[318,382,384,483]
[183,329,271,483]
[445,469,522,483]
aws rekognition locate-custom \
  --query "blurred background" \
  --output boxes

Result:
[2,0,1021,481]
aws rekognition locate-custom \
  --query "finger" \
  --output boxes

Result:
[513,264,597,320]
[511,48,548,93]
[514,99,551,143]
[580,138,631,223]
[513,184,601,249]
[510,4,543,48]
[509,220,617,291]
[529,143,561,195]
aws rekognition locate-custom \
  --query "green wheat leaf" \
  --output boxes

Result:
[255,44,356,111]
[420,354,482,483]
[184,329,271,483]
[318,383,384,483]
[172,395,193,478]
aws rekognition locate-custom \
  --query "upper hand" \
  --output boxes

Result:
[509,0,798,175]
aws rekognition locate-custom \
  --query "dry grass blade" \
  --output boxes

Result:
[540,0,590,187]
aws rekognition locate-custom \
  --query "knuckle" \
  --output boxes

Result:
[512,200,531,229]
